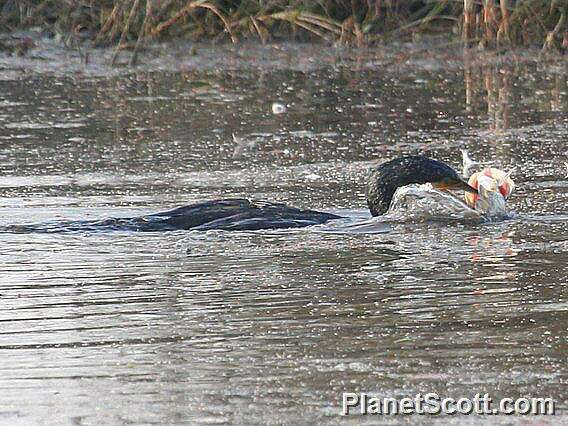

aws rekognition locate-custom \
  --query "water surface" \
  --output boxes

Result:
[0,41,567,424]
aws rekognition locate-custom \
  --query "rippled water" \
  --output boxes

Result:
[0,42,567,424]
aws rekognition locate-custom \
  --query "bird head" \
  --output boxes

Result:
[432,174,479,195]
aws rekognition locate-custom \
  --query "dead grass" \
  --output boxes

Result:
[0,1,566,54]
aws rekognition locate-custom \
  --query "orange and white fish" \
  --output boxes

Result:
[464,167,515,216]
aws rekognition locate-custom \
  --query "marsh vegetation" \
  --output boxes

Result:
[1,0,566,52]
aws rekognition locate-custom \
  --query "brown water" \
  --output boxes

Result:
[0,40,567,424]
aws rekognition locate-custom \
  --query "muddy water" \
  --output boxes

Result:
[0,43,567,424]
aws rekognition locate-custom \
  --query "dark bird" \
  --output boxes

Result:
[7,156,477,233]
[366,156,478,216]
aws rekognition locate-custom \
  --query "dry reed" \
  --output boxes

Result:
[0,1,565,54]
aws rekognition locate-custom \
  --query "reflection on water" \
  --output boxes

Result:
[464,61,566,132]
[0,45,566,423]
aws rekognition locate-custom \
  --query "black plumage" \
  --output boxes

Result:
[366,155,475,216]
[5,156,475,233]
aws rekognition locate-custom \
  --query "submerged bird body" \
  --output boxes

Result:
[366,156,477,216]
[7,155,479,233]
[142,199,341,231]
[8,199,341,233]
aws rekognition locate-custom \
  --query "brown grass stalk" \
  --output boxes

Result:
[0,0,566,57]
[94,3,122,46]
[111,0,141,66]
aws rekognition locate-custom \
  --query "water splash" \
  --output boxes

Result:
[386,183,502,223]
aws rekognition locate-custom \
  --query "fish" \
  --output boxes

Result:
[464,167,515,218]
